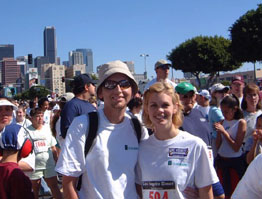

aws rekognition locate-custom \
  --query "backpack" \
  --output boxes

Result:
[76,111,142,190]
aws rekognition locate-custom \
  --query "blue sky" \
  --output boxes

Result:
[0,0,261,79]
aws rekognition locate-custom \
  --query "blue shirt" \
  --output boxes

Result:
[208,106,224,139]
[60,97,96,138]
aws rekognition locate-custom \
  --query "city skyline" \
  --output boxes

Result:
[1,0,261,79]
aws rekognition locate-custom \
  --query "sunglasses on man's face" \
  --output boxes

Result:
[103,79,131,90]
[157,65,170,70]
[178,91,195,99]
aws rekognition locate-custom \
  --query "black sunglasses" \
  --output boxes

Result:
[157,65,170,70]
[103,79,131,90]
[178,91,195,99]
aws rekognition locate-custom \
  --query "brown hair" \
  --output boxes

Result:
[30,108,44,117]
[142,82,183,129]
[241,83,262,110]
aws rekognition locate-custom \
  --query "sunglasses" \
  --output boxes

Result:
[178,91,195,99]
[103,79,131,90]
[215,90,226,94]
[157,65,170,70]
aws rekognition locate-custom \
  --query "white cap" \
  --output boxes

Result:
[0,99,18,110]
[197,89,211,101]
[210,83,229,94]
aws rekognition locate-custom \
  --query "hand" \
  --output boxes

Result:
[253,129,262,141]
[214,122,225,133]
[183,186,199,199]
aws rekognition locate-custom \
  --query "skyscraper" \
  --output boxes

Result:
[0,44,14,61]
[69,51,84,66]
[76,49,93,73]
[1,58,20,85]
[44,26,57,64]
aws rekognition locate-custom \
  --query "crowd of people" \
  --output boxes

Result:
[0,59,262,199]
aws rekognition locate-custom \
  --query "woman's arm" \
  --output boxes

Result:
[51,145,58,162]
[199,185,213,199]
[246,130,262,164]
[215,119,246,152]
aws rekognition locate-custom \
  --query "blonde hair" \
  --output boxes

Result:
[142,82,183,129]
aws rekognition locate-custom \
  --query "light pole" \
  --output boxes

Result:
[140,54,149,79]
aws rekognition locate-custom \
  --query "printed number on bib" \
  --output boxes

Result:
[34,140,48,153]
[142,181,177,199]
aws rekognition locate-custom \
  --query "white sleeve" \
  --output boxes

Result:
[55,115,88,177]
[194,141,219,188]
[231,154,262,199]
[20,151,35,170]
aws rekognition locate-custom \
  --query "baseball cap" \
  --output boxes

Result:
[232,75,244,84]
[154,59,171,69]
[0,124,28,151]
[59,92,75,102]
[0,99,18,110]
[96,60,138,96]
[72,74,98,90]
[197,89,211,101]
[175,82,195,94]
[210,83,229,94]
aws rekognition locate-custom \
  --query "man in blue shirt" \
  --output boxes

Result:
[60,74,97,139]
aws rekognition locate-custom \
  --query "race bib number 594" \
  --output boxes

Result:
[142,181,177,199]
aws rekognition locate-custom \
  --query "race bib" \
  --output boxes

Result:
[142,181,181,199]
[207,146,213,163]
[34,140,48,153]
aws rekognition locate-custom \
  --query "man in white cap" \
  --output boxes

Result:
[56,60,147,199]
[196,89,211,120]
[144,59,176,91]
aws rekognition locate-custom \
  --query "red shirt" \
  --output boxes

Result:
[0,162,34,199]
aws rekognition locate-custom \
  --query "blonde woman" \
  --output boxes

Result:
[136,82,218,199]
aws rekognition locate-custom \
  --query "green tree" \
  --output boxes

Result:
[167,35,241,88]
[28,86,50,99]
[230,4,262,62]
[230,4,262,81]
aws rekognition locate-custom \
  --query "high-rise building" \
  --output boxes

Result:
[0,44,14,61]
[76,49,93,73]
[42,63,65,95]
[44,26,57,64]
[34,56,49,76]
[65,64,86,92]
[0,58,20,85]
[69,51,84,66]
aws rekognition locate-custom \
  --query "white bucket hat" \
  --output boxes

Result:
[96,60,138,97]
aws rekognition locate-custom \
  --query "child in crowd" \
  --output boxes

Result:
[214,95,247,198]
[0,123,34,199]
[245,114,262,164]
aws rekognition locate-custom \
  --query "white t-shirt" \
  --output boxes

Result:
[43,110,52,126]
[231,154,262,199]
[144,78,177,92]
[14,118,32,128]
[136,131,218,199]
[55,109,148,199]
[27,125,57,170]
[243,110,262,144]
